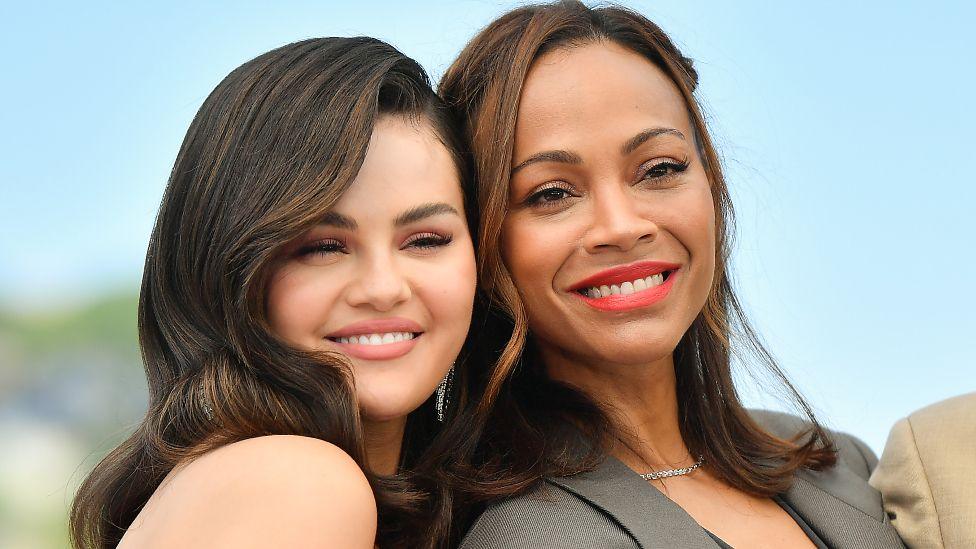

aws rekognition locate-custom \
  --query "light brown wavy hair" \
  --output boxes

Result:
[69,36,471,549]
[436,0,837,528]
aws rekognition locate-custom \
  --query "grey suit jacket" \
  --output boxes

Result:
[460,411,905,548]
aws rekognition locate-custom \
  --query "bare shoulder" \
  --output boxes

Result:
[120,435,376,548]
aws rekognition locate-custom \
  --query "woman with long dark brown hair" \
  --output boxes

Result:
[70,37,476,548]
[438,2,905,547]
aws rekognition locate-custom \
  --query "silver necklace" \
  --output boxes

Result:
[638,456,704,481]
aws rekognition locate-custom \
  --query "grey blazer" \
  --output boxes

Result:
[460,411,905,548]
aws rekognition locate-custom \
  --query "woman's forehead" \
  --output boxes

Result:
[515,42,692,158]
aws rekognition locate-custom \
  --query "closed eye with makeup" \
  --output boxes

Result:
[293,208,457,263]
[266,116,476,423]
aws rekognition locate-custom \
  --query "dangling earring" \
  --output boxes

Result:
[435,364,455,423]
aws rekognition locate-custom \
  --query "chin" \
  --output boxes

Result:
[359,403,415,423]
[593,343,675,368]
[358,389,429,423]
[540,320,682,367]
[549,329,681,369]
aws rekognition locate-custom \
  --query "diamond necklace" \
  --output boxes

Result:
[638,456,705,481]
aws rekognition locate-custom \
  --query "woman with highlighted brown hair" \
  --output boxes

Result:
[69,37,477,549]
[438,2,905,547]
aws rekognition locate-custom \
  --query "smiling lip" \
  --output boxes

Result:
[569,260,680,312]
[325,317,424,361]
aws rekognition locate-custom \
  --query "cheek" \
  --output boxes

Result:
[669,181,717,295]
[679,187,715,241]
[693,186,717,265]
[501,215,565,298]
[265,265,338,346]
[417,243,478,326]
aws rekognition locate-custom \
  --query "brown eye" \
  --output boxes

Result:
[639,159,689,181]
[525,185,574,207]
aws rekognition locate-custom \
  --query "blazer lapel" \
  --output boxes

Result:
[548,452,904,549]
[547,456,720,549]
[783,467,905,548]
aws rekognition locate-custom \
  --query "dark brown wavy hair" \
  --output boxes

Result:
[436,0,837,533]
[69,37,470,549]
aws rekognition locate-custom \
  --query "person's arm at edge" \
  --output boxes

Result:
[869,417,941,548]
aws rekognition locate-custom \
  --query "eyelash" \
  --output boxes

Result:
[402,232,453,251]
[295,233,453,258]
[522,158,690,208]
[524,183,576,207]
[296,238,346,257]
[638,158,690,182]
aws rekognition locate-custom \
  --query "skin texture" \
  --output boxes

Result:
[506,43,716,373]
[267,115,476,474]
[118,116,475,547]
[118,436,377,548]
[504,41,816,548]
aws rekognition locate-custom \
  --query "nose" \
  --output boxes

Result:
[345,253,411,312]
[581,183,658,254]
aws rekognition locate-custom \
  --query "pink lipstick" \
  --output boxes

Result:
[325,317,423,360]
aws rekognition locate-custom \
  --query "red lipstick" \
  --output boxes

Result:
[569,261,679,312]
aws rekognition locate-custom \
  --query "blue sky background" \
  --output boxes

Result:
[2,1,973,453]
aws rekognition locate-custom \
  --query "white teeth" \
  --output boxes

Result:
[581,271,670,299]
[331,332,416,345]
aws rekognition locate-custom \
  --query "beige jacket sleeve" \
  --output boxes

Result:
[870,393,976,549]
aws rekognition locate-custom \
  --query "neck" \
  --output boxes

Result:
[540,343,692,470]
[362,415,407,476]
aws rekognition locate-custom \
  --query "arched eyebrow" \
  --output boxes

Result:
[511,150,583,175]
[394,202,459,227]
[621,127,686,155]
[320,211,357,230]
[511,127,686,175]
[317,203,458,231]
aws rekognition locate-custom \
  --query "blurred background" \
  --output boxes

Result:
[2,1,973,546]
